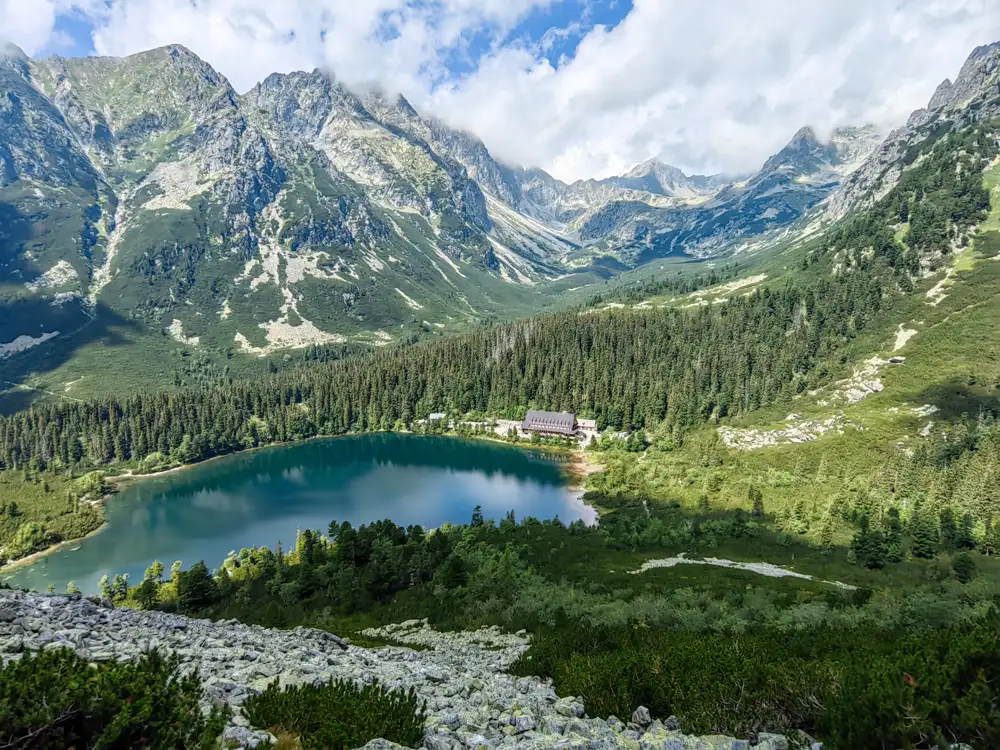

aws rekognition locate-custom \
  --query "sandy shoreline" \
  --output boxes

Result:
[1,432,605,575]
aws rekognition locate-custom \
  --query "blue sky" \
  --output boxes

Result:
[5,1,1000,181]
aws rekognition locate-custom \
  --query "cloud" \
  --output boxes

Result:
[427,0,1000,179]
[3,0,1000,181]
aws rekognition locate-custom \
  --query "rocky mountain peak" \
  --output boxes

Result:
[830,40,1000,219]
[828,124,882,165]
[622,157,683,179]
[757,126,833,177]
[0,42,30,79]
[928,41,1000,111]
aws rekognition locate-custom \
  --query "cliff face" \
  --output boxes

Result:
[0,589,783,750]
[828,42,1000,220]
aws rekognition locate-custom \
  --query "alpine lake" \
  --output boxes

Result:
[3,434,593,594]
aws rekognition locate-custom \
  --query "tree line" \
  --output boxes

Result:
[1,266,888,473]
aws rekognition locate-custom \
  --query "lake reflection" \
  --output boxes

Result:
[5,434,592,593]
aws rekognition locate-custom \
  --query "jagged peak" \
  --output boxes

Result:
[621,157,686,179]
[0,42,29,78]
[788,125,821,146]
[1,41,28,61]
[928,39,1000,110]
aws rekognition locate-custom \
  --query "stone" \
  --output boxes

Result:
[754,734,789,750]
[424,735,461,750]
[0,590,759,750]
[631,706,652,727]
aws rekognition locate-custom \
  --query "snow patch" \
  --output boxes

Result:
[434,248,466,278]
[395,288,424,310]
[0,331,59,359]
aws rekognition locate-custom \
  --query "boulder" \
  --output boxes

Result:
[631,706,652,727]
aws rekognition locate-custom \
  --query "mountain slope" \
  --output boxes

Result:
[829,42,1000,219]
[4,40,974,403]
[568,124,883,262]
[1,45,595,400]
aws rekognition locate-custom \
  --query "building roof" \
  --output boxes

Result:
[521,410,577,435]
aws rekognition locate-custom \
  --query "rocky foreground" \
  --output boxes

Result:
[0,590,803,750]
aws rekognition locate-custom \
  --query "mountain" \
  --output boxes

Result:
[0,42,902,396]
[0,44,586,383]
[829,42,1000,219]
[556,124,883,261]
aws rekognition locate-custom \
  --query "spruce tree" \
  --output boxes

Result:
[940,507,958,549]
[952,551,978,584]
[911,512,940,559]
[956,512,975,550]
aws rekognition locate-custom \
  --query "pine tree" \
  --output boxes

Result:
[911,512,939,559]
[819,511,835,549]
[145,560,165,583]
[940,507,958,549]
[952,552,978,584]
[956,512,975,550]
[793,497,809,534]
[748,485,764,518]
[884,507,904,563]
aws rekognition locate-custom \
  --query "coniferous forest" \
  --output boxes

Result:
[1,105,1000,749]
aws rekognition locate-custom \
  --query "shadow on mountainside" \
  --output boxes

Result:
[0,301,142,412]
[915,377,1000,423]
[0,202,37,281]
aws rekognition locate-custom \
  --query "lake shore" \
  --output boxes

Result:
[1,430,603,577]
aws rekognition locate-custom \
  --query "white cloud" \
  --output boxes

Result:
[3,0,1000,182]
[428,0,1000,179]
[0,0,92,55]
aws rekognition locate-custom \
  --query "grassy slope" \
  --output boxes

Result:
[588,163,1000,552]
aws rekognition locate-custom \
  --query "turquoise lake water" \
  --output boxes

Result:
[4,434,592,594]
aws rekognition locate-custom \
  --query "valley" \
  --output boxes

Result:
[2,27,1000,750]
[1,43,882,407]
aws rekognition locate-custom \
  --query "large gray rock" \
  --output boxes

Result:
[0,590,763,750]
[631,706,651,727]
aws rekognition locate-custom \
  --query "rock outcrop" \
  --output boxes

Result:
[0,589,802,750]
[828,42,1000,220]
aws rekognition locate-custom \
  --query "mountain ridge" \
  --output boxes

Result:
[8,39,999,401]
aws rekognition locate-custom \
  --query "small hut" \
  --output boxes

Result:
[521,410,577,436]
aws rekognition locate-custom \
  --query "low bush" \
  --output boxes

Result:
[0,648,228,749]
[512,611,1000,748]
[243,677,425,749]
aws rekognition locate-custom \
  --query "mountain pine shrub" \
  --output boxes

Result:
[243,677,425,749]
[0,648,227,749]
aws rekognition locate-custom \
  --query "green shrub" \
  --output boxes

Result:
[514,612,1000,748]
[243,677,425,749]
[4,521,54,559]
[0,648,228,749]
[73,471,109,500]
